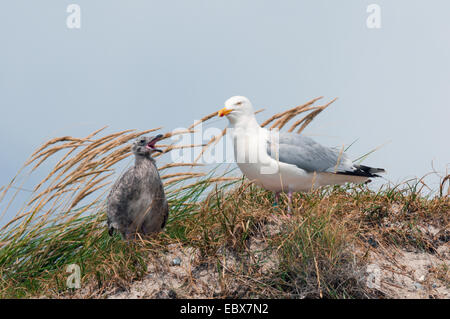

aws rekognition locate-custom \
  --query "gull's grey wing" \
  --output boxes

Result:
[106,168,139,232]
[267,132,352,173]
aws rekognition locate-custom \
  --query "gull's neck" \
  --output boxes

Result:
[228,114,261,132]
[134,154,155,168]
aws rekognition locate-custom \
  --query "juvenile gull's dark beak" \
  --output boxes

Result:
[147,134,164,153]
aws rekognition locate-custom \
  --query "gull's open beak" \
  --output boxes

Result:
[218,107,232,117]
[147,134,164,153]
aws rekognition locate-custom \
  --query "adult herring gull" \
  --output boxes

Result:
[218,96,385,205]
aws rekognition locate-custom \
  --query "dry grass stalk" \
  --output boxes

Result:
[288,98,337,133]
[159,163,205,170]
[161,172,206,180]
[440,174,450,197]
[260,96,323,128]
[155,143,205,157]
[172,177,241,193]
[194,128,227,163]
[189,111,221,130]
[163,173,206,186]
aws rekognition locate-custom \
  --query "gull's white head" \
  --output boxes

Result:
[218,96,255,126]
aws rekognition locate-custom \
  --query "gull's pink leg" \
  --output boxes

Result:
[287,191,293,214]
[273,191,280,206]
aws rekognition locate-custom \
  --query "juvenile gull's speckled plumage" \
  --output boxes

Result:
[107,135,168,239]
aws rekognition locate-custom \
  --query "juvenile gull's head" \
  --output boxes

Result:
[131,134,163,157]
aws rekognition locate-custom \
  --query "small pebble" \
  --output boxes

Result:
[413,282,423,290]
[168,289,177,299]
[171,257,181,266]
[367,237,379,248]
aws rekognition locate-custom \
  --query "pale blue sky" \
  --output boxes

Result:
[1,1,449,218]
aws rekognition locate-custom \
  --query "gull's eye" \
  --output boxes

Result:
[139,139,146,145]
[235,101,243,106]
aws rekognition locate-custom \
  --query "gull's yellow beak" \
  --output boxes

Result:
[218,107,232,117]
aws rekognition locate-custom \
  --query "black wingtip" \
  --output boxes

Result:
[337,164,385,178]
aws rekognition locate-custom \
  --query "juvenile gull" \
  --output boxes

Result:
[218,96,385,205]
[107,135,169,239]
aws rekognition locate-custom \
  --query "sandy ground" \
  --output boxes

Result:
[103,214,449,299]
[106,236,279,299]
[103,246,449,299]
[367,244,449,298]
[106,216,282,299]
